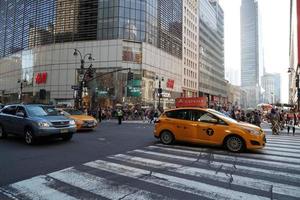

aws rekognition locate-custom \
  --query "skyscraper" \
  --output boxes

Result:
[261,73,281,104]
[240,0,263,107]
[198,0,226,106]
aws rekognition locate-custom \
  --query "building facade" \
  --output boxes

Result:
[0,0,227,109]
[289,0,300,108]
[198,0,226,106]
[261,73,281,104]
[240,0,263,107]
[0,0,185,108]
[182,0,199,97]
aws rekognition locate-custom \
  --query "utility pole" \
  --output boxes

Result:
[156,76,164,112]
[73,49,94,110]
[18,79,27,103]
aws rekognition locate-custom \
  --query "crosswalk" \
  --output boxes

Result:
[1,135,300,200]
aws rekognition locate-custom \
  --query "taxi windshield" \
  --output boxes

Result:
[64,109,83,115]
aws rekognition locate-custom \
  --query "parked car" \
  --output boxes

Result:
[154,108,266,152]
[0,104,76,144]
[58,108,98,130]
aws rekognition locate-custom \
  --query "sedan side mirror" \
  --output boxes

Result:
[16,112,25,118]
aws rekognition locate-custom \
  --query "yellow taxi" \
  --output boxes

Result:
[154,108,266,152]
[59,108,98,130]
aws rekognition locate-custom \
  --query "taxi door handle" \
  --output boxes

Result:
[202,128,207,131]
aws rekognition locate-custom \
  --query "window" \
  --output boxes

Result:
[1,106,17,115]
[190,110,205,121]
[165,110,190,120]
[16,106,27,116]
[199,112,219,123]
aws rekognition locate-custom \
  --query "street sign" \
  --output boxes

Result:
[71,85,80,90]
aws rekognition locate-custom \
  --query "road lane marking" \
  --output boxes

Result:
[137,147,300,173]
[0,175,78,200]
[263,146,300,154]
[48,168,172,200]
[152,144,300,164]
[110,154,300,198]
[266,143,300,150]
[84,160,268,200]
[132,149,300,183]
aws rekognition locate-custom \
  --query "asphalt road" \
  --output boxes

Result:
[0,121,156,186]
[0,121,300,200]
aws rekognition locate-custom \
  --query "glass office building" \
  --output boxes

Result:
[240,0,263,107]
[198,0,226,106]
[0,0,183,108]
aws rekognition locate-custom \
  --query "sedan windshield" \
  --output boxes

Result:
[27,106,60,117]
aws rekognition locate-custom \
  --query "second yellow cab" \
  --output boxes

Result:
[154,108,266,152]
[59,108,98,130]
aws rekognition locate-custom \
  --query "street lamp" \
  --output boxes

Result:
[156,76,164,112]
[73,49,94,110]
[288,67,299,111]
[17,79,27,103]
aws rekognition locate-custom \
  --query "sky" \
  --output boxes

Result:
[219,0,290,103]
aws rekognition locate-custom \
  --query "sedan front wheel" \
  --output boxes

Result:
[24,129,35,145]
[0,124,7,139]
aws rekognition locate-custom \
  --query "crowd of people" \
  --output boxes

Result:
[220,107,298,135]
[86,106,161,124]
[84,104,298,135]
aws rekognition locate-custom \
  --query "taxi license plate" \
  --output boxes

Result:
[60,129,68,133]
[88,124,94,127]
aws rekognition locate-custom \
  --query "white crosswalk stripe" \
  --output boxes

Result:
[1,135,300,200]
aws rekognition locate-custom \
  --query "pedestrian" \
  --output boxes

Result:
[287,112,297,136]
[117,108,123,125]
[240,110,246,122]
[98,106,102,122]
[254,111,261,127]
[269,108,280,135]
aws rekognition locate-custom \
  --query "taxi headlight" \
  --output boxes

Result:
[243,127,260,135]
[69,120,76,125]
[38,122,50,127]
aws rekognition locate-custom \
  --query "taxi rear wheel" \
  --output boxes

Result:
[225,136,244,152]
[160,131,174,145]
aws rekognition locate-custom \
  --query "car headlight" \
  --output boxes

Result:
[38,122,50,127]
[243,127,260,135]
[94,120,98,125]
[69,120,76,125]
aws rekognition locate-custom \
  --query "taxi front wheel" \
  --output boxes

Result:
[225,136,244,152]
[160,131,174,145]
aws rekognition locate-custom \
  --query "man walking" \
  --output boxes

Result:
[117,108,123,125]
[287,112,297,136]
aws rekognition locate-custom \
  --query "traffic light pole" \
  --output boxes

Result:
[156,76,164,112]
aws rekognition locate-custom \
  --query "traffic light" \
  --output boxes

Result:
[127,72,133,81]
[86,65,94,79]
[158,88,162,94]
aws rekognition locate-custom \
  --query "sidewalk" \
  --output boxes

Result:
[100,119,152,124]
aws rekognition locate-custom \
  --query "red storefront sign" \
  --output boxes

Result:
[175,97,207,108]
[166,79,174,89]
[35,72,47,84]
